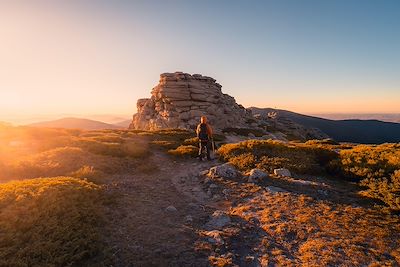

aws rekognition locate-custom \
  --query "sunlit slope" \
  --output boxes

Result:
[0,177,110,266]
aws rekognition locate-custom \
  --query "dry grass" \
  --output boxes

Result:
[229,187,400,266]
[218,139,338,174]
[0,177,111,266]
[168,145,198,157]
[219,140,400,211]
[0,127,151,183]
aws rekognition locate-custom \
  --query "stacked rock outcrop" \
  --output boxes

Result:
[129,72,253,130]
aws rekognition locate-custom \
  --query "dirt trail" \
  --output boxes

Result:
[102,148,400,266]
[103,150,220,267]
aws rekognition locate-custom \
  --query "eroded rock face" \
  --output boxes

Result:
[129,72,253,130]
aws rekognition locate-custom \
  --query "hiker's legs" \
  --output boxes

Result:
[199,141,207,160]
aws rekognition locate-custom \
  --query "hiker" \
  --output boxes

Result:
[196,116,213,161]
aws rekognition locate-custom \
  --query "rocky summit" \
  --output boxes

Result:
[129,72,253,130]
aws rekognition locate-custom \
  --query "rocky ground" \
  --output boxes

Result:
[102,144,400,266]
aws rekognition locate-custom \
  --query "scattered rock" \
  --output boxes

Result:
[165,205,178,212]
[318,189,329,196]
[207,189,212,198]
[203,177,212,185]
[222,189,230,198]
[265,186,287,194]
[204,210,231,230]
[209,184,218,189]
[212,194,222,200]
[187,203,199,210]
[185,215,193,223]
[203,230,224,245]
[274,168,291,177]
[208,163,239,179]
[247,168,269,183]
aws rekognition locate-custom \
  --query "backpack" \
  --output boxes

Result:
[198,123,209,140]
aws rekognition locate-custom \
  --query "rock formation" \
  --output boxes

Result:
[129,72,252,130]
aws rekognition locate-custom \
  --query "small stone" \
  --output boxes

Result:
[273,168,291,177]
[185,215,193,223]
[203,177,212,185]
[209,184,218,189]
[208,163,239,179]
[247,168,269,183]
[165,205,178,212]
[265,186,287,194]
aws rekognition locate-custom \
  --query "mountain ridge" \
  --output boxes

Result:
[250,107,400,144]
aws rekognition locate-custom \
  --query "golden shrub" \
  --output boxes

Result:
[0,177,110,266]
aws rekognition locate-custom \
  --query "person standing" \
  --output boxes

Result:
[196,116,213,161]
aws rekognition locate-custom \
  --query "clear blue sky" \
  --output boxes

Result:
[0,0,399,123]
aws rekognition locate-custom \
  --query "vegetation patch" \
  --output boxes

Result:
[0,177,110,266]
[335,144,400,211]
[168,145,198,157]
[218,140,338,174]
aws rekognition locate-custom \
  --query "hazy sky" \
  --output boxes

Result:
[1,0,399,123]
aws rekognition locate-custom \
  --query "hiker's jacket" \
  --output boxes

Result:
[196,123,213,141]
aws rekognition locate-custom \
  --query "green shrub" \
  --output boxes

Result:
[0,177,110,266]
[337,144,400,210]
[218,140,338,174]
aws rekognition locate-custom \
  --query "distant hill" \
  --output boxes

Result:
[113,119,132,128]
[250,108,400,144]
[28,117,123,130]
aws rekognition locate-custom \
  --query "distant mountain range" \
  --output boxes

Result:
[251,108,400,144]
[28,117,124,130]
[311,113,400,123]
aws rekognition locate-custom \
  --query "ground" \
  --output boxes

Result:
[0,127,399,266]
[101,145,400,266]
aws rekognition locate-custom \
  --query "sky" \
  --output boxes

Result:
[0,0,399,124]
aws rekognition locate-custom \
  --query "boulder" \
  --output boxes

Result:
[274,168,291,177]
[129,72,254,130]
[208,163,239,179]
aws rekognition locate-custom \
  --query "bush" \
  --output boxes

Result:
[183,137,199,146]
[305,138,339,146]
[218,140,338,174]
[0,177,110,266]
[337,144,400,210]
[168,145,198,157]
[70,165,105,183]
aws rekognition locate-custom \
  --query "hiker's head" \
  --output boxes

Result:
[200,116,207,123]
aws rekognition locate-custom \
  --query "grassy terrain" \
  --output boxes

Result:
[0,125,153,266]
[218,140,400,211]
[1,124,399,265]
[0,177,110,267]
